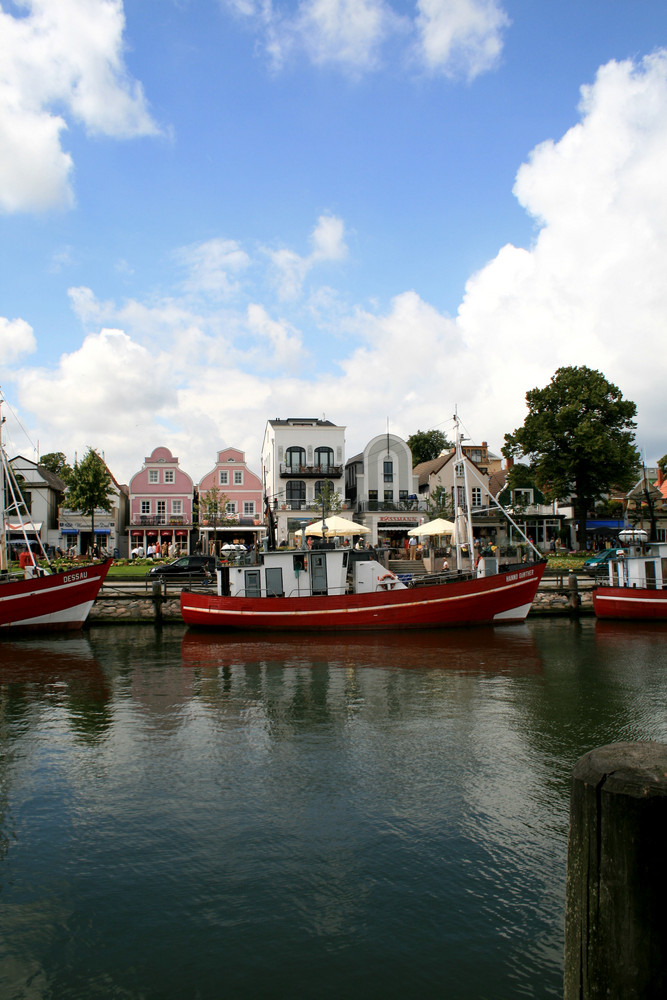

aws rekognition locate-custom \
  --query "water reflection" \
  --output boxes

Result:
[180,624,544,675]
[0,622,666,1000]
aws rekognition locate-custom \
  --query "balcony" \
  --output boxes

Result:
[279,464,344,479]
[132,514,187,526]
[274,499,352,512]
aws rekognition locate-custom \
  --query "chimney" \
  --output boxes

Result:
[658,468,664,487]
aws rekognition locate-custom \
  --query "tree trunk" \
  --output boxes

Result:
[574,497,588,550]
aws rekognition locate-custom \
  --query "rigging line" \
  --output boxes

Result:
[0,393,39,457]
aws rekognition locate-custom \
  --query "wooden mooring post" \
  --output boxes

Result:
[564,742,667,999]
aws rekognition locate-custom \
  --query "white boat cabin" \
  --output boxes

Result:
[216,547,408,599]
[603,529,667,590]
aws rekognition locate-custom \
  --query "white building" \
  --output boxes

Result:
[8,456,66,554]
[261,417,349,543]
[345,433,423,545]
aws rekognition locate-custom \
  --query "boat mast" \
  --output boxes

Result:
[452,409,474,570]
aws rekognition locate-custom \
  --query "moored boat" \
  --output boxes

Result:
[592,529,667,621]
[180,546,545,632]
[1,396,111,635]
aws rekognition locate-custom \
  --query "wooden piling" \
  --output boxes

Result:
[564,741,667,999]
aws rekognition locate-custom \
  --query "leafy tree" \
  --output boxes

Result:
[504,366,639,549]
[407,429,451,466]
[427,485,454,520]
[199,486,231,552]
[315,481,343,518]
[40,451,73,484]
[65,448,114,550]
[657,454,667,474]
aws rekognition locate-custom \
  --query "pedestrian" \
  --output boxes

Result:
[409,536,418,560]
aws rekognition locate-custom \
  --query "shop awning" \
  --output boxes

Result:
[7,521,42,532]
[61,527,79,535]
[95,529,111,535]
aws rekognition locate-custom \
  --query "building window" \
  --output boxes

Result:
[455,463,464,478]
[234,470,243,485]
[514,489,533,505]
[219,471,229,485]
[148,470,158,484]
[157,501,166,521]
[140,500,150,514]
[315,480,334,499]
[384,490,393,502]
[286,481,305,509]
[164,470,174,484]
[472,487,482,508]
[226,501,237,515]
[456,486,466,510]
[315,446,334,471]
[285,446,306,472]
[243,501,255,516]
[383,460,393,482]
[171,500,182,515]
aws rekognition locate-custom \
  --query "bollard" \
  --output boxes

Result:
[151,580,164,622]
[564,742,667,999]
[567,572,580,611]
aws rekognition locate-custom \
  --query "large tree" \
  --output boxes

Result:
[503,366,639,549]
[407,429,451,466]
[40,451,73,484]
[65,448,114,551]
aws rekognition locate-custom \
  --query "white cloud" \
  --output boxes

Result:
[0,0,159,213]
[0,316,37,364]
[414,0,508,79]
[10,52,667,480]
[267,214,348,299]
[176,238,251,299]
[222,0,506,77]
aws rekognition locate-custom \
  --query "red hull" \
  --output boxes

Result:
[592,585,667,621]
[0,559,112,634]
[181,563,545,632]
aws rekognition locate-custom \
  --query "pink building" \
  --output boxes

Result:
[198,448,264,552]
[128,447,195,555]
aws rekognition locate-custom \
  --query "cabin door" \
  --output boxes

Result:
[645,562,657,589]
[310,553,328,595]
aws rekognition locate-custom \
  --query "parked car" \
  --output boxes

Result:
[582,549,623,575]
[148,555,219,579]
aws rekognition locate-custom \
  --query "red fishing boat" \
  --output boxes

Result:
[181,412,546,633]
[1,396,111,634]
[181,546,545,632]
[592,529,667,621]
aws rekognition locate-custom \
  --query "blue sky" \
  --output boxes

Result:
[1,0,666,484]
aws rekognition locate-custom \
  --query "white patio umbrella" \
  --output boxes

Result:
[407,518,456,537]
[296,516,370,538]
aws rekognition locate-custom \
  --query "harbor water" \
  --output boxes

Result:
[1,619,667,999]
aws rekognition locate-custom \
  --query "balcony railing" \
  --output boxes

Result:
[279,464,344,479]
[132,514,186,525]
[274,499,352,512]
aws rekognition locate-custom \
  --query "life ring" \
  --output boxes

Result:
[377,572,398,591]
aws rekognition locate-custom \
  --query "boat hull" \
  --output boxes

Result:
[181,562,545,632]
[592,585,667,621]
[0,559,112,634]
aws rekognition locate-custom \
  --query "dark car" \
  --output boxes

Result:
[582,549,622,576]
[148,555,219,579]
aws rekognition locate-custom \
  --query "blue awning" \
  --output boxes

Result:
[95,529,111,535]
[61,528,79,534]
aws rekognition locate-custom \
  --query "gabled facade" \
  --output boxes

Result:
[198,448,264,551]
[262,418,348,543]
[8,455,66,553]
[128,447,194,555]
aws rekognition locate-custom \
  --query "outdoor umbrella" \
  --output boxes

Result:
[296,516,370,538]
[407,518,456,537]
